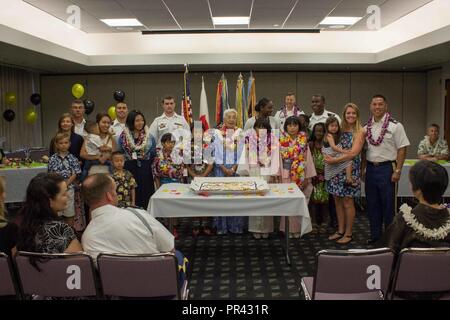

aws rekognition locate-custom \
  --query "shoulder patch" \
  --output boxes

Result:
[388,118,398,124]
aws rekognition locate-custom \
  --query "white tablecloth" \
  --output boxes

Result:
[147,183,312,236]
[398,161,450,197]
[1,165,47,203]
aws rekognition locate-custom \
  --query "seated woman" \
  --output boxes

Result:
[16,173,83,255]
[418,124,449,161]
[0,176,18,257]
[382,160,450,253]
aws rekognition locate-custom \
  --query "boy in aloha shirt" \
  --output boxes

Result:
[111,151,137,208]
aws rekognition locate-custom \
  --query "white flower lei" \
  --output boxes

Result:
[124,126,151,152]
[400,203,450,240]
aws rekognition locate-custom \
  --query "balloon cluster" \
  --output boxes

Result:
[2,92,40,124]
[108,90,126,121]
[3,92,17,122]
[2,86,127,124]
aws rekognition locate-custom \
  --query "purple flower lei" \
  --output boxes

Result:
[367,113,391,146]
[281,105,300,118]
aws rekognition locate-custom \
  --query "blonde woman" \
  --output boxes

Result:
[324,103,366,245]
[0,176,19,256]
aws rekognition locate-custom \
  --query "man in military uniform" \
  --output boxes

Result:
[111,102,129,138]
[149,95,191,148]
[308,94,341,130]
[274,92,305,131]
[364,94,410,244]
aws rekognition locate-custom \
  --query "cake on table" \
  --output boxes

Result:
[199,181,257,192]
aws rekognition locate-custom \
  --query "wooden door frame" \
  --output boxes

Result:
[445,80,450,143]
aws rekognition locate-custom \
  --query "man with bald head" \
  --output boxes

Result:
[81,173,174,260]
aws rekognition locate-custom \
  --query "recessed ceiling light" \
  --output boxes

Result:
[100,18,143,27]
[319,17,362,25]
[212,16,250,25]
[329,25,346,29]
[273,24,279,27]
[116,26,134,31]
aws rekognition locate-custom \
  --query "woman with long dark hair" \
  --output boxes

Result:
[16,173,82,255]
[0,176,18,257]
[118,110,156,208]
[243,98,281,132]
[80,113,116,176]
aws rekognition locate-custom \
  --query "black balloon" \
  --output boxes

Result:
[83,99,95,115]
[3,109,16,122]
[30,93,41,105]
[113,90,125,102]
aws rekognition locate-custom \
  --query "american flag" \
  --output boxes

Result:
[182,65,193,126]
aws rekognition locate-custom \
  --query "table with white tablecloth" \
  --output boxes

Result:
[147,183,312,264]
[397,160,450,197]
[0,165,47,203]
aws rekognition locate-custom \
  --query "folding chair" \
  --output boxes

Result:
[390,247,450,300]
[301,248,395,300]
[0,252,21,299]
[15,251,101,299]
[97,252,188,300]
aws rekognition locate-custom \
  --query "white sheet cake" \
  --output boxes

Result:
[199,181,257,192]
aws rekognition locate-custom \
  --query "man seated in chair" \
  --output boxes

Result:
[81,173,187,286]
[417,124,449,161]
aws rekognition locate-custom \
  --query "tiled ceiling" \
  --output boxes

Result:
[23,0,434,33]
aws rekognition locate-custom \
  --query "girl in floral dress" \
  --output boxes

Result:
[152,133,185,239]
[279,116,316,238]
[238,118,280,239]
[308,123,329,234]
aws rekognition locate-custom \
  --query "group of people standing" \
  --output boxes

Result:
[41,91,416,245]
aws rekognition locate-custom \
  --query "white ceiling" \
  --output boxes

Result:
[23,0,434,33]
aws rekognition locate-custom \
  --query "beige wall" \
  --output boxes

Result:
[41,71,428,157]
[427,69,443,128]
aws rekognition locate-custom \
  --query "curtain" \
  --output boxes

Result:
[0,64,42,151]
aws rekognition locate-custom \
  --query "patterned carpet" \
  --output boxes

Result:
[175,211,373,300]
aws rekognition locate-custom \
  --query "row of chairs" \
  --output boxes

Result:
[301,247,450,300]
[3,248,449,300]
[0,251,188,300]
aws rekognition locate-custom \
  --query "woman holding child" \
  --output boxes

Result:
[324,103,365,245]
[80,113,116,176]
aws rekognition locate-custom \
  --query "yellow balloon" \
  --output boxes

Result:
[25,108,37,124]
[71,83,85,99]
[108,106,117,120]
[5,92,17,106]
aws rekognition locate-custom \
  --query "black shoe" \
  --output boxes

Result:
[366,238,379,245]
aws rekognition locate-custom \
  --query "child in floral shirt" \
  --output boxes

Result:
[48,133,81,227]
[152,133,185,239]
[111,151,137,208]
[152,133,185,187]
